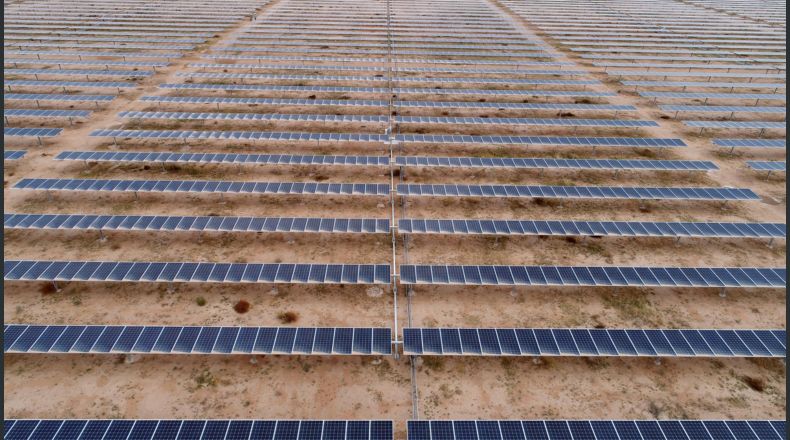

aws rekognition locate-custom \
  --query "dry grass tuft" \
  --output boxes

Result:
[39,283,58,295]
[277,311,299,323]
[233,299,251,314]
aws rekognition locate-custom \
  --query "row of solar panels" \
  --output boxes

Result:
[188,63,581,75]
[6,93,116,102]
[4,325,391,355]
[13,179,759,201]
[3,324,785,358]
[609,71,785,79]
[3,419,784,440]
[4,214,391,234]
[118,112,657,128]
[406,420,786,440]
[748,161,786,172]
[660,105,785,113]
[4,108,91,118]
[5,68,154,76]
[178,72,598,85]
[398,265,786,287]
[90,130,687,147]
[685,121,786,129]
[4,261,392,284]
[624,80,786,89]
[713,139,785,148]
[4,150,26,160]
[160,83,611,97]
[5,50,183,59]
[3,420,393,440]
[4,261,785,288]
[7,214,785,239]
[5,58,170,67]
[402,328,786,357]
[6,80,135,88]
[139,96,638,111]
[205,54,574,65]
[643,92,784,100]
[4,127,62,137]
[54,151,718,171]
[397,219,785,238]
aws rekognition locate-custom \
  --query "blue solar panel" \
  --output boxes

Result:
[4,109,92,118]
[4,127,63,137]
[747,161,786,172]
[5,93,116,102]
[394,157,716,171]
[396,185,758,201]
[4,325,391,355]
[713,139,785,149]
[14,178,390,196]
[56,150,390,167]
[399,265,784,288]
[4,150,26,160]
[89,129,389,143]
[403,328,783,358]
[407,420,786,440]
[4,261,391,284]
[5,68,153,77]
[5,213,390,234]
[398,219,785,239]
[394,135,686,147]
[4,420,393,440]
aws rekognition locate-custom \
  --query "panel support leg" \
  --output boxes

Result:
[719,288,727,298]
[52,281,61,292]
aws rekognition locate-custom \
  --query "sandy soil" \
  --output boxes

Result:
[3,0,785,427]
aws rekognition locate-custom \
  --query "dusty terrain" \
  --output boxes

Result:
[3,0,785,428]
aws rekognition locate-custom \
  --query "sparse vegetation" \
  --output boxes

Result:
[233,300,251,314]
[277,311,299,323]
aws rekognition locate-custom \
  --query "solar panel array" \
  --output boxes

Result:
[747,161,787,172]
[399,265,786,287]
[402,327,786,357]
[4,150,26,160]
[5,324,392,355]
[397,219,786,239]
[396,184,759,201]
[5,213,391,234]
[55,150,390,166]
[4,260,392,284]
[407,420,786,440]
[394,156,717,171]
[3,420,394,440]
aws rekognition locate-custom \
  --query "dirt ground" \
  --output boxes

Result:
[3,0,785,429]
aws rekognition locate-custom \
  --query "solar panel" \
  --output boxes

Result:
[4,50,183,59]
[713,139,786,148]
[394,156,716,171]
[180,72,596,86]
[13,178,391,196]
[623,81,786,89]
[4,325,392,355]
[4,109,91,118]
[394,135,686,147]
[3,420,393,440]
[5,93,116,102]
[4,127,62,137]
[660,105,786,114]
[4,150,26,160]
[609,70,786,79]
[141,95,390,107]
[5,68,154,77]
[398,265,785,288]
[89,129,389,143]
[402,328,785,357]
[397,219,785,239]
[56,151,390,167]
[6,42,194,50]
[642,92,785,101]
[5,58,170,67]
[159,83,613,97]
[5,80,134,89]
[684,121,786,129]
[395,116,658,127]
[5,213,391,234]
[4,261,391,284]
[748,161,786,172]
[406,420,784,440]
[118,111,389,123]
[396,184,758,201]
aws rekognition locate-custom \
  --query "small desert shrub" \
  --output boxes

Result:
[39,283,58,295]
[277,311,299,323]
[234,300,251,314]
[195,296,207,306]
